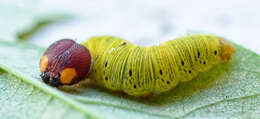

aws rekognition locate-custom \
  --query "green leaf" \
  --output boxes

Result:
[0,38,259,119]
[0,71,87,119]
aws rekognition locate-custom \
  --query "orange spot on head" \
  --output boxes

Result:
[40,55,48,72]
[60,68,77,84]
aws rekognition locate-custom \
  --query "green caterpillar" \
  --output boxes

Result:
[79,34,235,97]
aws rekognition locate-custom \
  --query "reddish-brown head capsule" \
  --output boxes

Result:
[40,39,92,87]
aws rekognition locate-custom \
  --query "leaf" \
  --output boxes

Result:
[0,71,87,119]
[0,39,259,119]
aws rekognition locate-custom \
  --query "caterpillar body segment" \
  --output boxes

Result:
[81,34,235,97]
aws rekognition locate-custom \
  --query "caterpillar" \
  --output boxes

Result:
[40,34,235,97]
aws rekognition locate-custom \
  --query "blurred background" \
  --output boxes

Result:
[1,0,259,54]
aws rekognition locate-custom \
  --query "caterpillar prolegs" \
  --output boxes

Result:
[79,34,235,97]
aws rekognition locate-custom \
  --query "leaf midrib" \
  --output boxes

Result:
[0,61,101,119]
[0,61,175,119]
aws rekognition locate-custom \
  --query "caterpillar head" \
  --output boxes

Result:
[40,39,92,86]
[217,37,236,63]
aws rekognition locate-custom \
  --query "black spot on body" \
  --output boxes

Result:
[203,61,206,64]
[94,70,96,73]
[122,42,127,46]
[129,70,132,76]
[181,61,184,66]
[214,50,217,55]
[198,52,200,57]
[189,70,192,74]
[167,81,170,84]
[105,77,108,80]
[134,85,136,88]
[105,62,108,67]
[160,70,163,75]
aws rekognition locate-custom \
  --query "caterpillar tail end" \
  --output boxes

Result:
[217,37,236,64]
